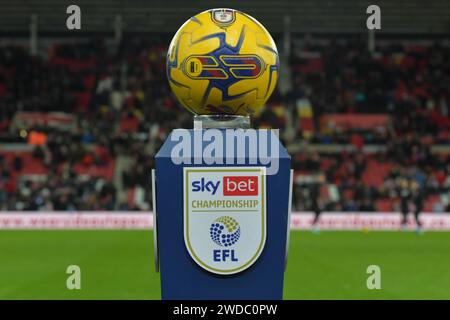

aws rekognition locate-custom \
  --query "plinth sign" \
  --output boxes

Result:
[153,8,292,300]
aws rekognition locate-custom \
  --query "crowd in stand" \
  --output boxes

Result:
[0,36,449,212]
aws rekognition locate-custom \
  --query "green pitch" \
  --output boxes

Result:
[0,230,449,299]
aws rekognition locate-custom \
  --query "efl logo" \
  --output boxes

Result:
[223,176,258,196]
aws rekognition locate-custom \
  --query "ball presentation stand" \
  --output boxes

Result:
[152,116,292,300]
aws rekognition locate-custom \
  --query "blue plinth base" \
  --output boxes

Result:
[154,129,291,300]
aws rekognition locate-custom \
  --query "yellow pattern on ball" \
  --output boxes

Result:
[166,8,279,116]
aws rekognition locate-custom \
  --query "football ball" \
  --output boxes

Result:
[166,8,279,116]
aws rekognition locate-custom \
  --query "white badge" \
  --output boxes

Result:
[211,9,236,26]
[184,167,266,275]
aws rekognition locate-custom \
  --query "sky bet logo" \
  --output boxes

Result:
[191,178,220,195]
[191,176,258,196]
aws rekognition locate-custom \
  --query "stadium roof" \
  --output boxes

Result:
[0,0,449,35]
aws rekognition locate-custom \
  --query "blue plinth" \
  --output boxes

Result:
[154,129,291,300]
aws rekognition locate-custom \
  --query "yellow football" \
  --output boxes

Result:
[166,8,279,116]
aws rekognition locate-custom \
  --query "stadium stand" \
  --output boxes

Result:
[0,34,449,212]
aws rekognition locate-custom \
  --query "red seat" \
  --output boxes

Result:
[120,117,140,133]
[72,92,91,112]
[376,198,395,211]
[362,160,394,187]
[424,195,441,213]
[0,151,48,175]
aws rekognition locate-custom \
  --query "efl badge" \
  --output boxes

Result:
[184,167,266,275]
[211,9,236,27]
